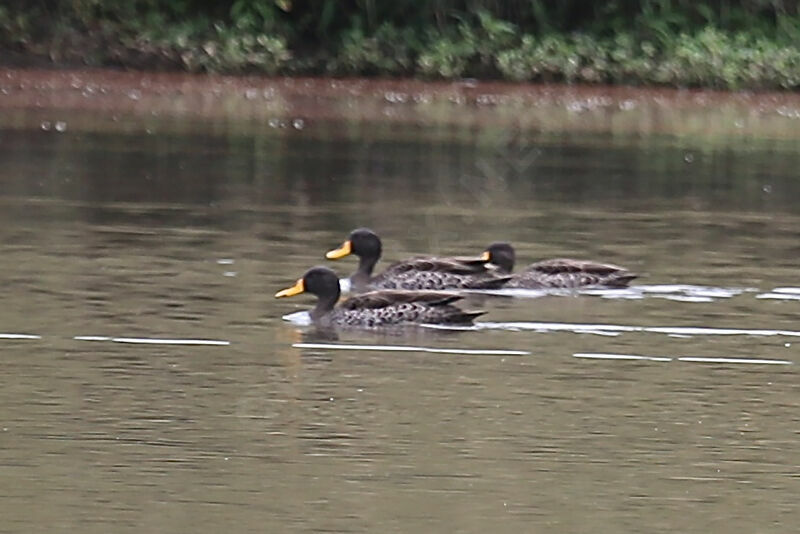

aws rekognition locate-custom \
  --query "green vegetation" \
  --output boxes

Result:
[2,1,800,89]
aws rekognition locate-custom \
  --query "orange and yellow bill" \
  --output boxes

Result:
[325,240,352,259]
[275,278,305,298]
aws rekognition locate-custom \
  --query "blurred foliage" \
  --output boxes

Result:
[0,0,799,88]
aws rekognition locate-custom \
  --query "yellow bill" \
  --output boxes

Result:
[325,240,352,259]
[480,251,491,261]
[275,278,305,298]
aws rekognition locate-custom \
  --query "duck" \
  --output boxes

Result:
[275,266,486,327]
[480,242,637,289]
[325,228,510,292]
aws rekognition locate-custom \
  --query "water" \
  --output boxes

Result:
[0,69,799,533]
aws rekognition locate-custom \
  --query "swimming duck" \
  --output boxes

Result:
[480,242,637,289]
[325,228,509,292]
[275,266,485,327]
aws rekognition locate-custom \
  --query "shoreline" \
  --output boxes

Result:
[3,2,799,91]
[2,67,800,140]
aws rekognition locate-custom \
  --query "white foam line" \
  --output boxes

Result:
[638,284,705,293]
[678,357,792,365]
[652,295,715,303]
[580,289,634,296]
[480,322,641,333]
[574,353,793,365]
[293,342,529,356]
[690,290,744,298]
[282,311,312,325]
[756,293,800,300]
[637,284,751,295]
[74,336,111,341]
[111,337,230,346]
[573,353,672,362]
[0,333,42,340]
[573,329,621,337]
[480,321,800,338]
[645,326,800,337]
[420,323,480,331]
[772,287,800,295]
[598,294,645,300]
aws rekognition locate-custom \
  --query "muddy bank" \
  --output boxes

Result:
[2,68,800,140]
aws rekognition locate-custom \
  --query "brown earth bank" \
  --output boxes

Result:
[2,67,800,139]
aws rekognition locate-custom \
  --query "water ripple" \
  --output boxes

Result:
[756,287,800,300]
[772,287,800,294]
[283,311,312,325]
[468,284,754,302]
[0,333,42,340]
[293,342,529,356]
[574,353,792,365]
[74,336,230,346]
[757,293,800,300]
[593,284,753,302]
[480,321,800,338]
[573,352,672,362]
[677,356,792,365]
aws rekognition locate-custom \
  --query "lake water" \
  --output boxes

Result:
[0,69,798,533]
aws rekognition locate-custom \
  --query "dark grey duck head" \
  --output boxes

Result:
[482,242,516,274]
[325,228,383,286]
[275,266,341,321]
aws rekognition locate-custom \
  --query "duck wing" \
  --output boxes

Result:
[382,256,494,276]
[524,258,631,276]
[368,256,507,290]
[509,258,637,288]
[340,290,464,310]
[335,290,484,326]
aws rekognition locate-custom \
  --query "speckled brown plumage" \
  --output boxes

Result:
[482,243,637,289]
[326,228,509,292]
[276,267,485,327]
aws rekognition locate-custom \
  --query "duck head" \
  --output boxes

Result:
[276,266,341,320]
[325,228,382,285]
[481,242,515,273]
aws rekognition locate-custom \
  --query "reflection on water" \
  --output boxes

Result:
[0,72,799,533]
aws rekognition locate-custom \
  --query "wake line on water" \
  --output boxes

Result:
[478,321,800,338]
[467,284,756,302]
[574,353,792,365]
[0,333,42,340]
[75,336,230,345]
[293,342,529,356]
[0,333,230,346]
[756,287,800,301]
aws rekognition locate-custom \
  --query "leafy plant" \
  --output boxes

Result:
[0,0,798,89]
[331,23,418,74]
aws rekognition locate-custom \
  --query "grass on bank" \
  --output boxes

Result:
[1,1,799,89]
